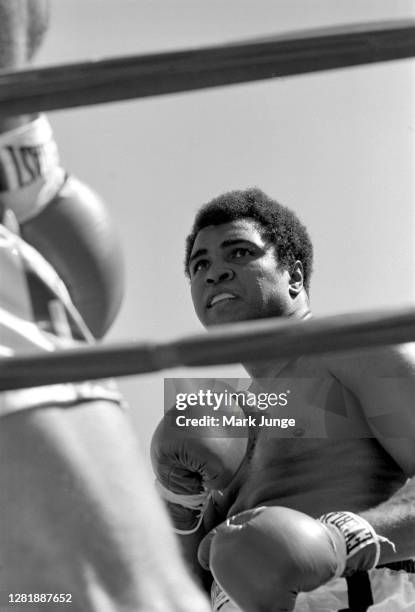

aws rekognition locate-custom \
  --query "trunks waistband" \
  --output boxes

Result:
[0,379,125,417]
[377,558,415,573]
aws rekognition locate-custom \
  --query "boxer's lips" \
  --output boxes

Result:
[207,292,238,309]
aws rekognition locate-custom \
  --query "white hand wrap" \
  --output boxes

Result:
[155,479,212,535]
[0,115,65,222]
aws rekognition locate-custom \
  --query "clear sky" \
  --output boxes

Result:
[36,0,415,460]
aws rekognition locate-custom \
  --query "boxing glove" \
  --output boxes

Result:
[0,115,124,338]
[198,506,395,612]
[151,399,249,535]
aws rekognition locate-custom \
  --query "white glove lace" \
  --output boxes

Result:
[155,479,212,535]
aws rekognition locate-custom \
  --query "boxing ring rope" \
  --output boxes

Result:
[0,20,414,114]
[1,306,415,391]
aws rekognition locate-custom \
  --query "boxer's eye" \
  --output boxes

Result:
[192,259,209,275]
[230,247,253,259]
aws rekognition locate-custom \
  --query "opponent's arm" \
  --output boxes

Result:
[0,2,123,336]
[0,115,124,338]
[330,344,415,562]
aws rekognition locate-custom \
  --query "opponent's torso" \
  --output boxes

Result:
[224,355,407,518]
[0,223,140,611]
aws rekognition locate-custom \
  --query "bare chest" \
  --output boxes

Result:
[225,358,407,516]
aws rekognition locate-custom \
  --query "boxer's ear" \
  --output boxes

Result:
[288,261,304,296]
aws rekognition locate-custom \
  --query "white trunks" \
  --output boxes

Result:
[212,566,415,612]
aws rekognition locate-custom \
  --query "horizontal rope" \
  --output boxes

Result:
[1,305,415,390]
[0,20,414,114]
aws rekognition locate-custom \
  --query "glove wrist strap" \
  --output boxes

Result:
[319,511,396,577]
[0,114,65,222]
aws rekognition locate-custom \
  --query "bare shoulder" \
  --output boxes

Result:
[318,345,415,476]
[322,342,415,380]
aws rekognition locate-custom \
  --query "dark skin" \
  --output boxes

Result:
[189,219,309,326]
[187,218,415,584]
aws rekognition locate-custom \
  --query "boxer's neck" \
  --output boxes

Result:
[243,309,312,379]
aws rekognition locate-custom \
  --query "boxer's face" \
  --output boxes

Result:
[189,219,294,327]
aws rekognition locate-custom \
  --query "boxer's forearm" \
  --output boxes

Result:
[360,476,415,563]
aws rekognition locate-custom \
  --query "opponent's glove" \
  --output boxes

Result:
[198,506,395,612]
[0,218,93,343]
[151,399,248,535]
[0,115,124,338]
